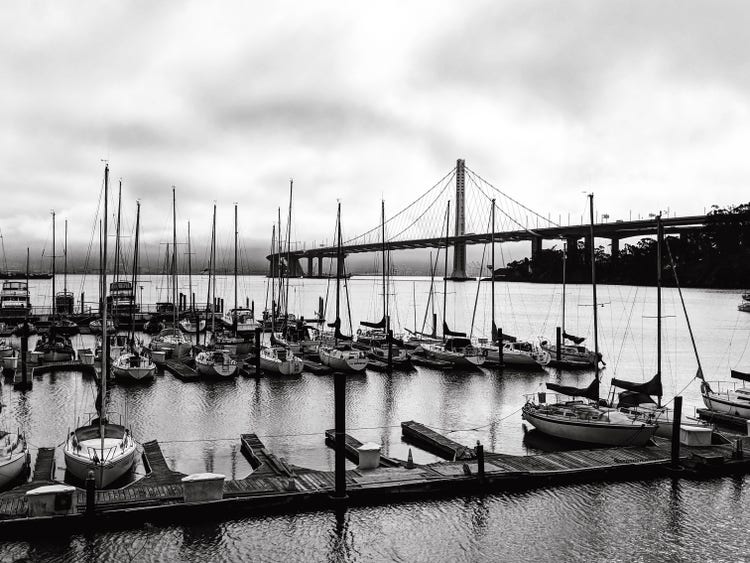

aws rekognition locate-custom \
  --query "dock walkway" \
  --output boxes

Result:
[401,420,476,460]
[163,359,200,381]
[324,429,401,467]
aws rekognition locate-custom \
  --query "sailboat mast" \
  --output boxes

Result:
[234,203,238,335]
[588,194,599,374]
[285,181,293,321]
[51,210,56,319]
[442,201,450,340]
[130,201,140,340]
[656,213,662,407]
[277,207,283,315]
[491,198,495,341]
[101,163,109,479]
[171,187,177,329]
[335,202,342,345]
[270,225,276,332]
[381,200,387,330]
[64,219,68,296]
[562,243,567,335]
[211,203,217,335]
[187,222,192,311]
[25,248,29,310]
[114,180,122,283]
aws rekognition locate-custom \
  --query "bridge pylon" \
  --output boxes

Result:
[449,158,471,280]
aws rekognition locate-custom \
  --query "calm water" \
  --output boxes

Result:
[1,275,749,561]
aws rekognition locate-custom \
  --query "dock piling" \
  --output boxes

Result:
[671,396,683,469]
[406,448,414,469]
[476,441,485,479]
[556,327,562,363]
[333,371,347,500]
[498,328,503,368]
[85,470,95,514]
[254,327,261,378]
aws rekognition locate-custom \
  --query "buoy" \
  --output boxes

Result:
[406,448,414,469]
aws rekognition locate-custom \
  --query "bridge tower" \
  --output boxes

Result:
[450,158,470,279]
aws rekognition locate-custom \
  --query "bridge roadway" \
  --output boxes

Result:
[268,214,709,277]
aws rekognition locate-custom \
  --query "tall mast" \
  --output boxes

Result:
[277,206,283,315]
[101,162,110,481]
[25,248,29,310]
[51,210,56,319]
[588,194,599,377]
[171,187,177,329]
[491,198,496,342]
[211,203,217,335]
[270,225,276,332]
[64,219,68,296]
[334,202,342,345]
[381,200,387,329]
[187,222,192,311]
[562,243,567,335]
[130,201,140,340]
[234,203,238,335]
[114,180,122,283]
[285,181,293,321]
[656,213,662,408]
[442,201,450,340]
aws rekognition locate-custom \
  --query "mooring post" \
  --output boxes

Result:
[333,371,347,500]
[555,326,562,363]
[19,325,28,387]
[476,441,485,480]
[387,328,393,373]
[85,470,96,515]
[671,396,683,469]
[254,327,261,378]
[80,292,85,314]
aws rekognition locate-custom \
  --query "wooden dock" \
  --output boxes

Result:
[401,420,476,461]
[409,355,452,370]
[163,359,200,381]
[324,429,401,467]
[696,408,749,430]
[0,431,749,535]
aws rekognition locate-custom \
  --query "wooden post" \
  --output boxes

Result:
[498,328,504,368]
[254,327,261,378]
[80,292,85,314]
[476,441,485,480]
[333,371,347,500]
[671,396,682,469]
[19,326,28,388]
[86,470,96,514]
[387,328,393,373]
[555,326,562,363]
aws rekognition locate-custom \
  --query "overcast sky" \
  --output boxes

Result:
[2,0,749,271]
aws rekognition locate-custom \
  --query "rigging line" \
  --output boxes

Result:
[469,214,492,338]
[343,166,457,245]
[429,406,525,434]
[386,172,456,242]
[466,174,544,237]
[465,167,560,227]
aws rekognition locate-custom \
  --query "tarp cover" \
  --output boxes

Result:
[491,321,517,343]
[361,316,386,329]
[617,390,657,408]
[611,373,663,398]
[731,369,750,383]
[546,377,600,401]
[563,332,586,345]
[443,321,466,338]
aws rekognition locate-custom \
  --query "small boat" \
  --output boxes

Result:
[195,349,237,378]
[422,336,486,369]
[221,308,258,334]
[480,338,550,368]
[0,430,28,489]
[35,331,75,362]
[700,370,750,419]
[212,328,253,356]
[149,327,190,354]
[259,345,303,375]
[0,339,13,359]
[178,316,206,334]
[739,301,750,313]
[50,317,80,336]
[143,315,165,335]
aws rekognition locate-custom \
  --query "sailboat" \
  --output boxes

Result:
[194,204,237,378]
[52,219,78,336]
[403,253,443,351]
[112,201,156,382]
[318,203,368,373]
[541,239,602,368]
[36,211,75,362]
[149,188,190,357]
[522,194,657,447]
[63,162,138,488]
[421,201,485,369]
[478,199,550,369]
[356,201,410,368]
[0,379,29,489]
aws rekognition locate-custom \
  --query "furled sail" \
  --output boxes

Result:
[563,332,585,345]
[546,377,599,402]
[730,369,750,383]
[443,321,466,338]
[491,321,517,343]
[611,373,663,398]
[361,316,386,329]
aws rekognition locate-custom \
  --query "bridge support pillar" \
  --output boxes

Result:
[268,255,281,278]
[531,236,543,259]
[450,158,470,279]
[288,256,304,278]
[610,237,620,258]
[565,236,579,266]
[307,256,313,277]
[318,256,324,277]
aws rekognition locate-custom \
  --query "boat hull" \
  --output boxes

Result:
[259,356,304,375]
[0,451,27,489]
[422,344,485,368]
[319,347,368,373]
[64,447,136,488]
[702,391,750,419]
[522,406,656,446]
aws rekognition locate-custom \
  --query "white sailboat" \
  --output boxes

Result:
[259,345,303,375]
[318,202,368,374]
[0,378,29,489]
[63,162,137,488]
[523,194,657,446]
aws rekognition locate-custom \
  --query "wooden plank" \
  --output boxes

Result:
[401,421,475,461]
[324,429,401,468]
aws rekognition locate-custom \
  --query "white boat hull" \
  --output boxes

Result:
[0,449,27,489]
[64,447,136,488]
[702,391,750,419]
[422,344,485,368]
[319,347,368,373]
[112,357,157,381]
[260,355,304,375]
[523,406,656,446]
[63,425,137,488]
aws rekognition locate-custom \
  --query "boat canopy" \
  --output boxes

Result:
[616,390,657,407]
[546,377,599,402]
[611,373,663,398]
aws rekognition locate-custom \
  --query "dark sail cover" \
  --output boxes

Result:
[611,373,663,398]
[491,322,517,343]
[617,390,656,408]
[361,316,386,329]
[546,377,599,401]
[328,318,353,341]
[731,369,750,383]
[563,332,586,345]
[443,321,466,338]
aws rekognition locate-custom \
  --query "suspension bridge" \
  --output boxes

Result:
[267,159,710,278]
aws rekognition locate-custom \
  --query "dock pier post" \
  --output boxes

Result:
[498,328,504,369]
[555,327,562,363]
[671,396,683,469]
[254,327,261,378]
[387,328,393,374]
[14,320,31,391]
[85,470,96,515]
[476,441,485,481]
[333,371,347,500]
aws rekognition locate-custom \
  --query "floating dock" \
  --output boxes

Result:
[2,427,750,536]
[409,355,452,370]
[324,429,401,467]
[163,359,200,381]
[401,420,476,461]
